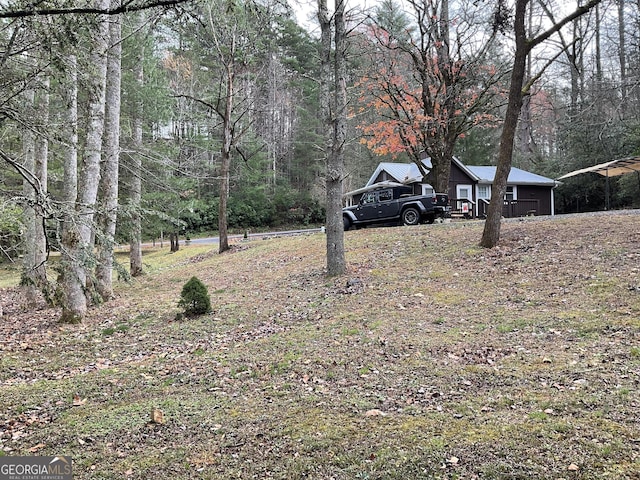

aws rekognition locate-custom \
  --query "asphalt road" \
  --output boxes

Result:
[184,227,324,245]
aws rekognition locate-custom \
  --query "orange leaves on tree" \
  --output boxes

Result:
[163,52,193,89]
[356,58,504,159]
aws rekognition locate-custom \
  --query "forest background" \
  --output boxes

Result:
[0,0,639,320]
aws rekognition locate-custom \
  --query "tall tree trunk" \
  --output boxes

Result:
[34,76,49,291]
[318,0,331,183]
[20,74,49,304]
[21,88,38,304]
[435,0,452,193]
[318,0,346,276]
[129,29,144,277]
[218,59,234,254]
[568,19,580,117]
[58,54,84,323]
[517,6,534,167]
[96,4,122,300]
[595,4,603,118]
[618,0,627,116]
[60,2,110,322]
[77,1,109,246]
[326,0,346,276]
[480,0,528,249]
[480,0,603,248]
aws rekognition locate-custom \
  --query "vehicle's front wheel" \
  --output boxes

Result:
[402,207,420,226]
[343,216,352,231]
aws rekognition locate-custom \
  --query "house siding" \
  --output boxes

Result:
[373,172,387,183]
[448,162,475,195]
[514,185,553,215]
[448,162,476,216]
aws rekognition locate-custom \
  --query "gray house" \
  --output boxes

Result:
[346,157,558,218]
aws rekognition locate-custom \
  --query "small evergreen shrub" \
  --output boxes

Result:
[178,276,212,317]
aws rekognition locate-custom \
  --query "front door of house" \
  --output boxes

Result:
[456,184,472,212]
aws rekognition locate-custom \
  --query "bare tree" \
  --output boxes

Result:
[480,0,603,249]
[172,0,272,254]
[202,0,241,254]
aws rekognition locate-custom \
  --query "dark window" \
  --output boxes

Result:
[378,190,393,201]
[505,186,515,201]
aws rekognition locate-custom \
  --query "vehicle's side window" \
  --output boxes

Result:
[378,190,393,202]
[361,192,375,204]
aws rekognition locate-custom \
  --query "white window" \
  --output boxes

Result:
[421,184,434,196]
[505,186,517,201]
[456,184,472,201]
[477,185,491,200]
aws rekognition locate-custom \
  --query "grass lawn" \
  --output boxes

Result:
[1,213,639,479]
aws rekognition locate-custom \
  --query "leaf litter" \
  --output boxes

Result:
[0,213,639,478]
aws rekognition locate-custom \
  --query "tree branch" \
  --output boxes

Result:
[528,0,602,51]
[522,41,574,95]
[0,148,41,194]
[0,0,192,18]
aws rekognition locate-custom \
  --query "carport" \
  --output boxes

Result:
[557,156,640,210]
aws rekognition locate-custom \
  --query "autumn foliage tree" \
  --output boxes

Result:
[356,0,507,193]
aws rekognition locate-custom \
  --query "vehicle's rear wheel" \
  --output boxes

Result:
[402,207,420,226]
[343,216,352,231]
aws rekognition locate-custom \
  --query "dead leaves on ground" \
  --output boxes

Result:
[150,408,165,425]
[1,215,639,477]
[0,409,53,452]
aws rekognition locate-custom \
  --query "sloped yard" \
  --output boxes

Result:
[1,213,639,479]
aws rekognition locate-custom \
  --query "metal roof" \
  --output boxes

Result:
[557,156,640,179]
[467,166,557,186]
[361,159,557,192]
[366,159,432,186]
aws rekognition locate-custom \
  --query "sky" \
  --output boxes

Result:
[292,0,583,33]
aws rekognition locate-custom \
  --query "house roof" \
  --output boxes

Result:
[467,166,557,186]
[366,159,432,186]
[365,158,557,187]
